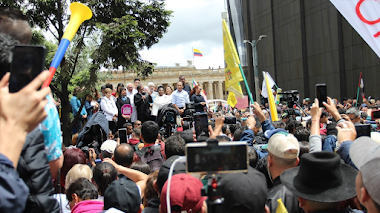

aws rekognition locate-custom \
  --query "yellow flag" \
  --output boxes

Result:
[227,92,238,108]
[265,72,278,121]
[223,19,244,98]
[275,198,288,213]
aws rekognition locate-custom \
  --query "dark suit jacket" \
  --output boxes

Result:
[134,92,152,115]
[116,97,131,129]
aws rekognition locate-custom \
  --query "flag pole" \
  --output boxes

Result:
[192,47,195,68]
[238,64,254,104]
[356,72,362,107]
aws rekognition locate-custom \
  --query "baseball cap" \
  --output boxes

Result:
[350,137,380,205]
[160,174,206,213]
[219,166,267,213]
[281,113,289,119]
[104,178,141,213]
[101,140,117,154]
[264,128,288,139]
[267,133,299,159]
[157,155,186,192]
[305,98,311,101]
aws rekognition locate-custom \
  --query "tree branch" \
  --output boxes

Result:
[49,84,63,98]
[47,26,59,41]
[69,26,88,79]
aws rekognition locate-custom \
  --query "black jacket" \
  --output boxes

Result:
[17,129,60,213]
[134,92,152,115]
[254,130,267,144]
[256,155,273,189]
[142,198,160,213]
[77,112,109,151]
[183,84,191,95]
[190,94,205,112]
[116,96,131,129]
[266,177,304,213]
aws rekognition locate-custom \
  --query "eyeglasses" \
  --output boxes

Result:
[135,123,141,126]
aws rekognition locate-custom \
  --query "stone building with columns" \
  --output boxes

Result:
[104,66,227,100]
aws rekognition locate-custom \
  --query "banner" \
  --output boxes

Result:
[223,19,244,98]
[330,0,380,58]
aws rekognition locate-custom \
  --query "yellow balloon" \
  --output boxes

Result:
[62,2,93,41]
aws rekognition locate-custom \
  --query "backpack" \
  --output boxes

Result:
[135,144,164,171]
[131,142,142,151]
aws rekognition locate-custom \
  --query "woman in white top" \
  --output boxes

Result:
[100,88,118,133]
[165,85,173,102]
[151,86,172,120]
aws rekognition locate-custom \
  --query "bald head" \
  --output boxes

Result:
[114,144,134,168]
[0,8,32,44]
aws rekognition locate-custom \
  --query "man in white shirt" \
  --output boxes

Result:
[172,81,190,115]
[126,83,138,122]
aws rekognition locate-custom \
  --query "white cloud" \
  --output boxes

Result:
[139,0,226,69]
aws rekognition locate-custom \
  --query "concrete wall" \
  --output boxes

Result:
[239,0,380,101]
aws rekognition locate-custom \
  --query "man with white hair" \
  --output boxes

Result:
[126,83,137,122]
[147,82,158,99]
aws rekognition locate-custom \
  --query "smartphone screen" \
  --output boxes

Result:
[355,124,371,138]
[118,128,127,144]
[194,112,209,138]
[316,84,327,107]
[9,45,46,93]
[186,141,248,174]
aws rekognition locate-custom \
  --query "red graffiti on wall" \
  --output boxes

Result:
[356,0,380,37]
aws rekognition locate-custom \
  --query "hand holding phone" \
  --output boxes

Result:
[315,84,327,107]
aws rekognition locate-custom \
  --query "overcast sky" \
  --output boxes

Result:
[139,0,226,69]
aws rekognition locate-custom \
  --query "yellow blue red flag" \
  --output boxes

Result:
[193,48,203,57]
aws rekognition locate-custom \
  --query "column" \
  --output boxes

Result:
[217,81,224,100]
[207,81,214,100]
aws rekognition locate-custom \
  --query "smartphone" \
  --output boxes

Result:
[185,141,248,174]
[355,124,371,138]
[194,112,209,138]
[315,84,327,107]
[118,128,127,144]
[9,45,46,93]
[224,116,237,124]
[372,110,380,120]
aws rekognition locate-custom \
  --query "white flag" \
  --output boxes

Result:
[330,0,380,58]
[261,71,276,98]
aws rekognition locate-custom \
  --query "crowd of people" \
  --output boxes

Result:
[2,6,380,213]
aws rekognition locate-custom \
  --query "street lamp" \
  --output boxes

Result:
[244,35,267,105]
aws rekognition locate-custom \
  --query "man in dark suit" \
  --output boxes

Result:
[179,75,191,95]
[134,85,152,123]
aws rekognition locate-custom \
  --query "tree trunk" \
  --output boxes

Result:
[61,81,72,147]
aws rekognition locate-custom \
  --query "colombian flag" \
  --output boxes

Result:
[193,48,203,57]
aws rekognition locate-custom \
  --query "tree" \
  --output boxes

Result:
[1,0,172,145]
